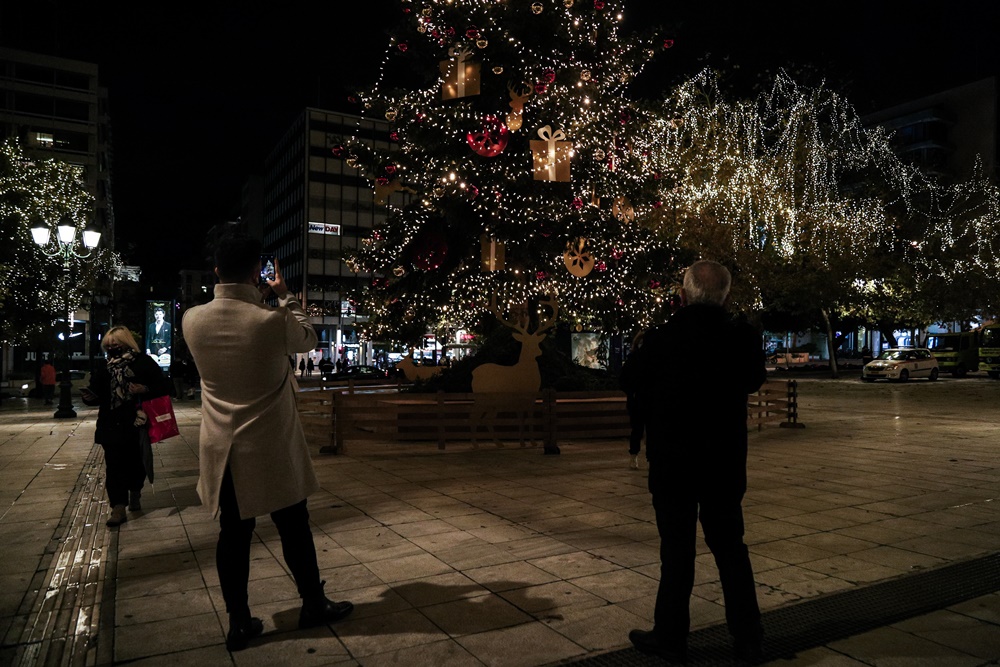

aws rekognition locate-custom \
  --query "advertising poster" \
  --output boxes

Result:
[145,300,174,370]
[571,333,604,369]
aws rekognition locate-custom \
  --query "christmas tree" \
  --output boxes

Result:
[344,0,678,344]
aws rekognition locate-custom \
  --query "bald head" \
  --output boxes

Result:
[682,260,731,306]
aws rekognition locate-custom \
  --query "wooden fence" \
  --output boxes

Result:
[297,379,801,454]
[747,379,804,431]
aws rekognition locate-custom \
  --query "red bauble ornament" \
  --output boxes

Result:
[376,176,389,186]
[596,261,607,272]
[594,0,605,8]
[466,115,510,157]
[653,200,663,209]
[611,248,624,260]
[385,164,397,175]
[412,229,449,271]
[649,279,661,289]
[389,131,399,141]
[446,26,456,37]
[534,83,548,94]
[331,144,345,157]
[620,110,632,125]
[536,271,548,281]
[467,184,480,200]
[466,26,479,39]
[663,39,675,49]
[398,42,409,52]
[571,197,584,210]
[542,69,556,83]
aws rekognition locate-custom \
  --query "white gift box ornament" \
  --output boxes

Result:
[531,125,572,182]
[440,46,481,100]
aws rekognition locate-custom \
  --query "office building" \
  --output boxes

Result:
[263,108,392,365]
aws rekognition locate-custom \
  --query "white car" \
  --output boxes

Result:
[862,348,939,382]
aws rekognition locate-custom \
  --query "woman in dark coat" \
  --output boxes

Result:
[82,326,169,527]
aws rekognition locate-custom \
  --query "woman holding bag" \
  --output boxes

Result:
[82,326,170,527]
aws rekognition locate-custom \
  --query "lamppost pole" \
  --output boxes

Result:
[55,255,75,418]
[32,217,101,419]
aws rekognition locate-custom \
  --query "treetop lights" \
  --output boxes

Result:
[337,1,1000,345]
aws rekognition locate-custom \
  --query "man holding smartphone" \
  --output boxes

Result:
[183,236,353,651]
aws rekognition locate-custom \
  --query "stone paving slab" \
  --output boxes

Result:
[1,376,999,665]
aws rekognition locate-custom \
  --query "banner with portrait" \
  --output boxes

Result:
[145,300,174,370]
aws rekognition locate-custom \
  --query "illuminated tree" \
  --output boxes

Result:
[0,139,125,347]
[642,70,1000,369]
[343,0,677,344]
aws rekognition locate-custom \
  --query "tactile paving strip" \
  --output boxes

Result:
[564,551,1000,666]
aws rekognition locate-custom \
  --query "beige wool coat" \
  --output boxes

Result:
[183,283,319,519]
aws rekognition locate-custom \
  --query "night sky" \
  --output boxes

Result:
[2,1,996,285]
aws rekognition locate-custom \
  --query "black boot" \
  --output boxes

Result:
[226,615,263,652]
[629,629,687,663]
[299,581,354,629]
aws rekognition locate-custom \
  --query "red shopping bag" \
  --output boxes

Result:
[142,395,179,443]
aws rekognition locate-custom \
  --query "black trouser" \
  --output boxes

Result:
[648,465,761,646]
[626,393,642,456]
[216,466,322,617]
[101,436,145,507]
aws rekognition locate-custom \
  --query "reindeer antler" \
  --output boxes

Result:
[534,294,560,335]
[489,294,530,334]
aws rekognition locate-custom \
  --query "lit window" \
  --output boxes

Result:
[32,132,54,147]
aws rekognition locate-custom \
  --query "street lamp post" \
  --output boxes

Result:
[31,217,101,419]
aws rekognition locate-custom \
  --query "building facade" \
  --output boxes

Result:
[864,77,997,182]
[263,108,392,366]
[0,46,115,235]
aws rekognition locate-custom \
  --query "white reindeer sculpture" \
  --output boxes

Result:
[471,294,558,446]
[395,349,443,383]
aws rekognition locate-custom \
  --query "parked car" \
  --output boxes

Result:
[321,365,389,383]
[862,348,939,382]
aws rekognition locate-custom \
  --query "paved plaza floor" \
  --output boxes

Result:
[1,376,999,666]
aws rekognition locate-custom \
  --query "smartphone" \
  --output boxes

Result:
[260,254,276,283]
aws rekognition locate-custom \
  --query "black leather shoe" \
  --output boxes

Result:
[629,629,687,663]
[299,598,354,629]
[226,617,263,651]
[734,637,764,664]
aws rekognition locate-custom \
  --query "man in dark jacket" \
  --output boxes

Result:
[621,260,766,664]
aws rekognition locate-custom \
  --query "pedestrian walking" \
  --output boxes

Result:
[183,235,353,652]
[620,259,766,664]
[80,327,170,527]
[298,357,306,377]
[306,357,314,376]
[40,359,57,405]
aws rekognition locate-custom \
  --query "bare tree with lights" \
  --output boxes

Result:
[342,0,679,346]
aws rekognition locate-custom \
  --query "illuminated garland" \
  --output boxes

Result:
[335,1,999,345]
[0,139,126,347]
[641,70,1000,321]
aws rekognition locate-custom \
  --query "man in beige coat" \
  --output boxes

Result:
[184,235,353,651]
